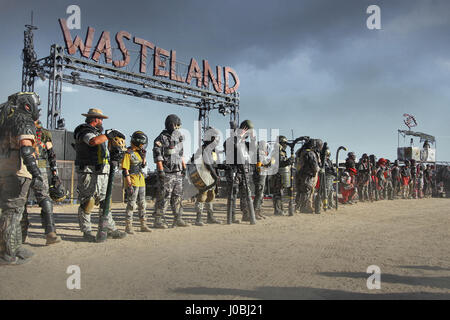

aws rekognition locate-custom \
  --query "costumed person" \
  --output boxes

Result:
[295,139,322,212]
[122,131,151,234]
[153,114,189,228]
[356,154,370,202]
[271,135,294,216]
[0,92,42,264]
[21,120,62,245]
[74,108,127,242]
[191,127,221,226]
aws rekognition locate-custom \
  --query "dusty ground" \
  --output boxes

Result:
[0,197,449,300]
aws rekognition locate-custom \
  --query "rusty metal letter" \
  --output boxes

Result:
[154,47,170,78]
[92,31,112,64]
[113,31,131,68]
[186,58,203,88]
[59,18,94,58]
[203,60,222,93]
[224,66,240,94]
[134,37,155,73]
[170,50,184,82]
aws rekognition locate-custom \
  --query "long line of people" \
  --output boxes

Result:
[338,153,435,205]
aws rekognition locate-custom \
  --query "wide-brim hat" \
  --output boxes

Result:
[81,108,108,119]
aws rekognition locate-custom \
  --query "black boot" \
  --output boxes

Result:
[40,198,62,245]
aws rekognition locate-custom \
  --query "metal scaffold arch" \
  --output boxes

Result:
[20,20,240,134]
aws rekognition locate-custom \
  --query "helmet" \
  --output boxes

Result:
[314,139,324,152]
[131,131,148,149]
[165,114,181,132]
[49,183,67,202]
[8,92,41,121]
[204,126,220,144]
[278,135,288,146]
[348,152,356,160]
[404,160,410,166]
[108,133,127,161]
[325,148,331,157]
[362,153,368,159]
[394,160,399,166]
[239,119,254,131]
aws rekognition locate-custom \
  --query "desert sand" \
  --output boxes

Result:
[0,197,449,300]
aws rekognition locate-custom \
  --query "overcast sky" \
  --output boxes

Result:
[1,0,449,167]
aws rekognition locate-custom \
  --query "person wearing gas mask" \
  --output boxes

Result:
[20,120,62,246]
[73,108,127,242]
[191,127,222,226]
[295,139,323,213]
[271,135,293,216]
[0,92,42,264]
[122,131,151,234]
[153,114,189,228]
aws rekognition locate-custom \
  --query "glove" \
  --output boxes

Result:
[181,167,186,177]
[288,157,294,165]
[105,129,125,139]
[127,186,134,197]
[158,170,165,181]
[32,175,45,192]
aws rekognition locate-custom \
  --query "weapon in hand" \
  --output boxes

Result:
[335,146,347,210]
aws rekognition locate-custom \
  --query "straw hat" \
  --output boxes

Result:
[81,108,108,119]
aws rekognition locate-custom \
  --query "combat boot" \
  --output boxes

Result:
[231,212,240,224]
[0,254,31,265]
[195,212,204,226]
[16,247,35,260]
[206,211,221,224]
[139,218,152,232]
[173,214,190,227]
[108,229,127,239]
[242,212,251,222]
[125,220,135,234]
[153,216,168,229]
[40,199,62,245]
[83,231,96,242]
[46,232,62,245]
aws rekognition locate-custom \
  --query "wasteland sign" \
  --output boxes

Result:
[58,18,240,95]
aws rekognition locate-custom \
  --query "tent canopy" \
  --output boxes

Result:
[398,130,435,143]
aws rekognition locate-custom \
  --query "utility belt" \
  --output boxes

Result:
[77,164,107,173]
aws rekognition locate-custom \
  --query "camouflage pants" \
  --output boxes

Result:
[0,176,32,260]
[156,172,183,218]
[125,186,147,221]
[384,180,394,200]
[409,178,417,198]
[272,173,291,214]
[325,175,335,208]
[76,165,116,233]
[393,178,401,197]
[295,173,318,212]
[21,168,51,239]
[195,188,215,214]
[253,173,266,214]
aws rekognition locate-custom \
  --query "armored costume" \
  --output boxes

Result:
[21,122,62,245]
[271,136,293,215]
[0,92,41,265]
[253,140,271,219]
[223,120,257,223]
[122,131,151,234]
[191,127,221,226]
[295,139,322,213]
[400,160,411,199]
[153,114,188,228]
[356,154,370,202]
[74,108,126,242]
